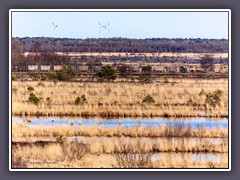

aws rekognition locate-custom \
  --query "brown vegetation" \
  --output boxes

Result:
[12,138,228,168]
[12,123,228,139]
[12,79,228,117]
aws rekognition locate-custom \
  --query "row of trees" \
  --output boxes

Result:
[13,37,228,53]
[12,39,67,65]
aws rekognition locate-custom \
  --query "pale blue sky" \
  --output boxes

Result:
[11,11,229,39]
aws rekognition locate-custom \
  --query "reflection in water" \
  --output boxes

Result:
[151,152,227,163]
[12,116,228,129]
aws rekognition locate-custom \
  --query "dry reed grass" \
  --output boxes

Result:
[12,123,228,139]
[12,139,228,168]
[12,136,228,154]
[12,79,228,117]
[24,52,228,59]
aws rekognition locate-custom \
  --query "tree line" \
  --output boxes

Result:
[12,37,228,53]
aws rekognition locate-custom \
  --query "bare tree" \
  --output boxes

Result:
[201,55,215,72]
[112,140,153,168]
[60,139,89,164]
[32,41,42,55]
[31,41,42,64]
[12,39,24,64]
[13,37,228,53]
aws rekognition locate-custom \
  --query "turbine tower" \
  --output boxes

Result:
[52,22,59,38]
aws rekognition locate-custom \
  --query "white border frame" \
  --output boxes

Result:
[9,9,231,171]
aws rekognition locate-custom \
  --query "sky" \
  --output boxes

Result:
[11,11,229,39]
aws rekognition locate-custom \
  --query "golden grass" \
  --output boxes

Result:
[24,52,228,59]
[12,136,228,154]
[150,153,228,168]
[12,123,228,139]
[12,79,228,117]
[12,139,228,168]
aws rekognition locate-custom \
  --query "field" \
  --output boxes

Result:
[12,79,228,117]
[12,123,228,168]
[12,139,228,168]
[13,123,228,139]
[11,75,229,169]
[11,11,230,169]
[23,52,228,59]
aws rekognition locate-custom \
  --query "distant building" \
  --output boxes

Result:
[152,65,165,72]
[130,65,140,73]
[78,65,89,73]
[168,66,179,73]
[141,66,152,72]
[40,65,51,71]
[28,65,38,71]
[53,65,63,71]
[117,65,127,73]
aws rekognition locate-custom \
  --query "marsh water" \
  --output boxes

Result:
[12,116,228,129]
[12,116,228,167]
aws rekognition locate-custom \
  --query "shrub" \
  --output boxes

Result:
[75,95,87,105]
[205,89,223,108]
[142,95,155,104]
[12,87,17,93]
[138,72,151,83]
[165,121,192,137]
[208,162,216,168]
[46,97,52,107]
[186,98,193,105]
[40,75,47,81]
[56,135,66,144]
[27,86,34,91]
[60,139,89,163]
[96,65,117,81]
[201,55,214,72]
[12,76,17,81]
[28,93,40,105]
[57,66,77,81]
[179,66,187,73]
[199,89,206,96]
[37,82,45,87]
[48,72,58,80]
[112,140,153,168]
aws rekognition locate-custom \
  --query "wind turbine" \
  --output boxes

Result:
[98,22,110,34]
[52,22,59,38]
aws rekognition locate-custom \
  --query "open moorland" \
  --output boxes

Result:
[12,122,228,168]
[12,79,228,118]
[11,37,229,169]
[12,77,229,168]
[12,138,228,168]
